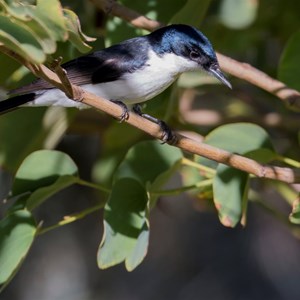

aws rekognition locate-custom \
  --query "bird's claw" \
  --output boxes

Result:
[158,120,177,145]
[111,100,129,122]
[133,104,177,144]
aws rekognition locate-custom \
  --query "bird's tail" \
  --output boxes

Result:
[0,93,36,115]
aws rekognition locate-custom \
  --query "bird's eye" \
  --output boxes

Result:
[190,50,200,60]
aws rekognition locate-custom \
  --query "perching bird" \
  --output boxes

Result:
[0,24,231,142]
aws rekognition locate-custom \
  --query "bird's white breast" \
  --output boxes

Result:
[25,49,199,108]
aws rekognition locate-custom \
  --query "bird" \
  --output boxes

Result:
[0,24,231,142]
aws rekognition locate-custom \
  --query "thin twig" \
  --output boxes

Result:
[1,45,299,184]
[81,89,300,183]
[90,0,162,31]
[217,53,300,111]
[50,57,84,101]
[37,201,105,235]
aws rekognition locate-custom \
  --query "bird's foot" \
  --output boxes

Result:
[132,103,143,115]
[157,119,177,144]
[111,100,129,122]
[133,104,177,144]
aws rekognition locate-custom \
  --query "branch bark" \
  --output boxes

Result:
[1,46,299,184]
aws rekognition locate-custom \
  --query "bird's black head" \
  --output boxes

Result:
[148,24,231,88]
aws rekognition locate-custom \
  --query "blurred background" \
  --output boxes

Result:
[1,0,300,299]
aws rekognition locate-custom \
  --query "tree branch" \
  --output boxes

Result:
[80,90,300,183]
[91,0,300,111]
[91,0,162,31]
[217,53,300,111]
[1,46,299,184]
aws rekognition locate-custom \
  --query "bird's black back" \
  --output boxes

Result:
[10,36,151,95]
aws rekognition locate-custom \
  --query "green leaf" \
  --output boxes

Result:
[98,178,149,271]
[125,225,149,271]
[219,0,258,29]
[12,149,78,196]
[213,165,249,227]
[278,30,300,92]
[115,141,183,186]
[171,0,212,27]
[92,123,142,186]
[0,52,21,88]
[273,181,299,205]
[98,142,182,270]
[35,0,67,42]
[63,9,95,53]
[200,123,275,227]
[205,123,274,155]
[22,15,57,54]
[26,175,78,210]
[202,123,275,169]
[0,0,33,21]
[0,14,46,63]
[0,210,36,287]
[0,107,73,172]
[0,0,57,54]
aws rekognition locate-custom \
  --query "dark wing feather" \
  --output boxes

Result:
[10,37,150,95]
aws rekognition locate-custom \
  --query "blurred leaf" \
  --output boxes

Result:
[149,157,182,207]
[63,9,95,53]
[245,148,277,164]
[0,107,73,172]
[171,0,212,27]
[0,0,58,54]
[278,30,300,91]
[0,52,21,87]
[22,15,57,54]
[219,0,258,29]
[273,182,299,205]
[35,0,67,42]
[181,163,213,198]
[0,14,45,63]
[11,149,78,196]
[0,0,93,64]
[178,71,220,88]
[0,108,47,171]
[115,141,182,186]
[0,210,36,287]
[0,1,36,21]
[92,123,142,185]
[98,178,149,271]
[106,0,186,45]
[289,196,300,224]
[213,165,249,227]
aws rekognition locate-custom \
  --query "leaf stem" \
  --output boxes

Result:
[37,202,105,235]
[151,179,213,196]
[276,155,300,168]
[77,179,110,193]
[181,157,215,176]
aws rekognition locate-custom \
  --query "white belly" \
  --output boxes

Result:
[25,49,198,108]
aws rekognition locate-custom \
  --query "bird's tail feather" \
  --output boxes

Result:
[0,93,36,115]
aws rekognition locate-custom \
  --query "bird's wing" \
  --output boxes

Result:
[10,37,150,95]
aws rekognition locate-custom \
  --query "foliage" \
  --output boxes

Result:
[0,0,299,292]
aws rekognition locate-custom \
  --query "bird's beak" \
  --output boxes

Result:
[208,65,232,89]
